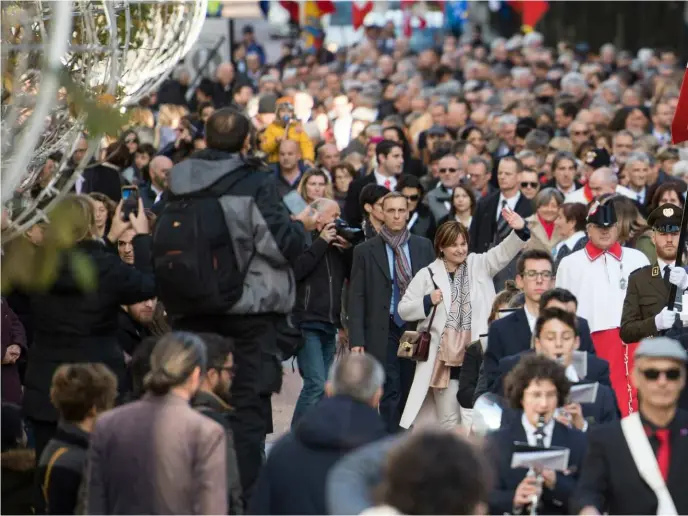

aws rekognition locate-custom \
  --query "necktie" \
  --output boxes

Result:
[664,265,683,312]
[495,200,509,243]
[534,426,545,448]
[384,179,392,190]
[655,428,670,481]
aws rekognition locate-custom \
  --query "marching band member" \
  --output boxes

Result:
[487,354,587,515]
[556,200,649,416]
[574,337,688,515]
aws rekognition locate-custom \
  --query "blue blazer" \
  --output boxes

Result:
[488,415,588,515]
[484,308,596,391]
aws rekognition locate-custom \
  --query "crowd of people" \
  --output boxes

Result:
[2,16,688,515]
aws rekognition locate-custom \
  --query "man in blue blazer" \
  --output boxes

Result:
[487,353,587,515]
[485,257,597,392]
[490,308,619,428]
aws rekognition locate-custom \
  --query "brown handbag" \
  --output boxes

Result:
[397,270,439,362]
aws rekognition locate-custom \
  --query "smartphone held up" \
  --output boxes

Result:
[121,186,140,220]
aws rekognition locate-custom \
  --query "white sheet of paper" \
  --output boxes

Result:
[572,350,588,379]
[511,449,570,472]
[570,382,599,404]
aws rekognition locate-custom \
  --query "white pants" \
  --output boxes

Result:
[413,379,468,429]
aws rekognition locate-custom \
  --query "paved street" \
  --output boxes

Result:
[268,361,302,444]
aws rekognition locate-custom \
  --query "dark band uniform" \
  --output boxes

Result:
[620,204,683,344]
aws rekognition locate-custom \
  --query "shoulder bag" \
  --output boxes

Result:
[397,269,439,362]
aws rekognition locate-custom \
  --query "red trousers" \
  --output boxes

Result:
[591,328,638,416]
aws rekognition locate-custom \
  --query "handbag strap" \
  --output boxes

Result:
[426,269,439,328]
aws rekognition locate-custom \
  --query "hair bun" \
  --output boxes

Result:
[143,369,175,396]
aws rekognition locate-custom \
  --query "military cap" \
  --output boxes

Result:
[586,201,616,227]
[635,336,688,363]
[647,203,683,234]
[584,147,611,169]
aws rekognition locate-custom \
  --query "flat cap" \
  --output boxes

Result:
[635,337,688,362]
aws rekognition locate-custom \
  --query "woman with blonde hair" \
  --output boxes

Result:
[398,210,530,430]
[23,194,155,461]
[297,168,333,203]
[156,104,188,149]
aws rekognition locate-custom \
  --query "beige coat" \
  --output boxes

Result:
[398,231,526,428]
[525,214,562,253]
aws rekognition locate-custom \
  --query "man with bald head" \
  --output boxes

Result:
[140,155,173,210]
[566,167,637,205]
[274,139,304,197]
[213,61,250,108]
[317,143,341,177]
[290,197,354,427]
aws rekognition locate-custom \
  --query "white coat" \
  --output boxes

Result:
[397,231,526,428]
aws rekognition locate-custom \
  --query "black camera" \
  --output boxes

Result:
[333,218,364,244]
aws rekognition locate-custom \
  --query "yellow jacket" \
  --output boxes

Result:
[261,122,314,163]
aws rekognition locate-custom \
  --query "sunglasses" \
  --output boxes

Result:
[641,368,682,381]
[404,194,420,202]
[125,138,137,144]
[439,167,458,174]
[521,182,539,189]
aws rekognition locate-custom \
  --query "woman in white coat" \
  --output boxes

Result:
[397,208,529,429]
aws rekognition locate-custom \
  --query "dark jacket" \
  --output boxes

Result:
[116,309,152,357]
[191,391,243,515]
[573,409,688,514]
[1,300,27,405]
[293,233,352,328]
[249,395,386,515]
[343,173,376,227]
[24,237,155,422]
[488,416,587,515]
[167,150,308,316]
[1,448,35,515]
[491,350,612,395]
[409,204,437,241]
[348,234,435,367]
[81,163,124,203]
[484,308,596,392]
[34,423,90,515]
[469,191,533,253]
[457,338,484,408]
[270,162,307,199]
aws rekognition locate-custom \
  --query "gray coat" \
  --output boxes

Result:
[425,185,453,222]
[348,234,435,366]
[86,393,227,515]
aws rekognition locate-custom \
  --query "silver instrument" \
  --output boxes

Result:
[529,414,547,516]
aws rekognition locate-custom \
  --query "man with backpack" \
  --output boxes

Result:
[153,107,316,503]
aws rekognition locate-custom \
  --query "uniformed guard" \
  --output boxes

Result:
[620,203,686,345]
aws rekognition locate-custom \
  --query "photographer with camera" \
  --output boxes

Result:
[290,198,355,428]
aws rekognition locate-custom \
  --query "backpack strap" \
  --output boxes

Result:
[42,446,69,504]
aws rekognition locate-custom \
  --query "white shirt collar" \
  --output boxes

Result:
[557,183,577,195]
[562,230,586,250]
[657,258,675,273]
[521,413,555,448]
[565,364,580,383]
[524,305,537,333]
[374,170,396,189]
[496,191,521,220]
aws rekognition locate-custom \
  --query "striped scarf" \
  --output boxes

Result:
[378,225,412,296]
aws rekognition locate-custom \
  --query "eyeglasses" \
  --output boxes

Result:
[523,270,553,280]
[640,368,682,381]
[405,194,420,202]
[439,168,458,174]
[521,182,539,189]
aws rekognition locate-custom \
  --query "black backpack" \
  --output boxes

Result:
[152,168,254,316]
